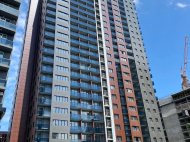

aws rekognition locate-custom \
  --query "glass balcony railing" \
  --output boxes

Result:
[45,23,55,30]
[0,3,19,15]
[46,9,56,16]
[39,87,52,93]
[44,31,55,38]
[140,121,148,125]
[70,102,102,111]
[122,109,128,114]
[41,66,53,73]
[113,45,118,49]
[0,79,6,88]
[118,82,124,86]
[46,16,55,23]
[119,90,125,95]
[44,39,54,46]
[70,72,100,82]
[125,37,131,41]
[70,91,102,101]
[38,98,51,105]
[142,131,150,136]
[70,81,101,91]
[123,119,129,124]
[0,19,16,30]
[115,59,120,63]
[37,110,51,117]
[70,126,104,133]
[0,57,10,66]
[125,130,131,135]
[43,48,54,54]
[49,0,56,2]
[0,37,13,47]
[70,63,100,73]
[36,124,50,130]
[41,76,52,83]
[120,99,126,104]
[71,33,97,43]
[70,18,96,29]
[70,114,103,121]
[71,47,98,57]
[35,138,49,142]
[137,102,144,107]
[70,6,94,17]
[135,94,142,98]
[42,57,54,63]
[71,12,95,23]
[71,55,99,65]
[71,26,96,37]
[124,31,129,35]
[70,0,94,11]
[134,85,140,90]
[47,3,56,9]
[126,43,132,47]
[138,111,145,116]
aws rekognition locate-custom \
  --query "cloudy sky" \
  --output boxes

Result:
[0,0,190,130]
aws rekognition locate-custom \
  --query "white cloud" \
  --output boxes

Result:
[176,3,189,8]
[134,0,143,7]
[17,12,27,29]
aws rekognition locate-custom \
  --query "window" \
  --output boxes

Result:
[111,85,115,89]
[113,4,118,8]
[143,63,146,66]
[57,25,68,31]
[114,15,120,18]
[52,133,68,139]
[117,31,122,35]
[127,97,134,102]
[109,69,113,73]
[110,77,114,81]
[132,126,139,131]
[112,94,117,99]
[117,136,122,141]
[146,77,149,80]
[53,120,68,126]
[116,26,122,29]
[104,21,107,24]
[120,51,126,55]
[106,40,110,43]
[157,127,161,132]
[154,138,157,142]
[144,91,147,95]
[106,46,110,50]
[115,20,121,24]
[149,92,152,96]
[144,70,147,73]
[151,127,155,132]
[103,15,106,18]
[102,9,106,13]
[57,32,69,38]
[153,109,156,113]
[57,40,69,46]
[122,64,128,69]
[124,72,130,76]
[55,75,69,81]
[145,100,149,104]
[58,17,69,24]
[131,116,138,121]
[108,61,112,65]
[58,11,69,17]
[149,118,153,122]
[125,80,131,84]
[114,114,119,119]
[126,88,132,93]
[101,4,105,7]
[58,0,69,4]
[137,61,140,65]
[107,53,111,57]
[129,106,136,111]
[55,65,69,71]
[118,38,124,41]
[155,118,159,122]
[121,57,127,61]
[142,83,145,87]
[105,33,109,37]
[113,104,118,108]
[147,108,151,113]
[116,125,121,130]
[104,27,108,30]
[53,108,68,114]
[56,56,69,62]
[160,138,163,142]
[139,68,142,72]
[56,48,69,54]
[113,9,119,13]
[55,85,68,91]
[54,96,68,102]
[119,44,124,48]
[151,100,154,104]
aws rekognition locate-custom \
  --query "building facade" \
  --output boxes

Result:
[8,0,166,142]
[0,0,20,122]
[159,89,190,142]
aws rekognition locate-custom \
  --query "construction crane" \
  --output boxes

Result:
[181,36,190,90]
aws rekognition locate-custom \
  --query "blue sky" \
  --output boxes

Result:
[0,0,190,131]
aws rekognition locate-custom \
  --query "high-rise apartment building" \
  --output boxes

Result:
[8,0,166,141]
[0,0,20,121]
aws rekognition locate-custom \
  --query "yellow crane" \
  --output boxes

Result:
[181,36,190,90]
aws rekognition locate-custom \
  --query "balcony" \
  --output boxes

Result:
[44,39,54,46]
[70,102,102,111]
[37,111,51,117]
[0,79,6,90]
[125,130,131,135]
[118,82,123,86]
[43,48,54,54]
[70,18,96,29]
[137,102,144,107]
[71,26,96,37]
[71,33,97,43]
[70,114,103,122]
[70,6,94,17]
[134,85,140,90]
[41,76,53,83]
[0,19,16,31]
[38,98,51,105]
[41,66,53,73]
[140,121,148,126]
[70,12,95,23]
[120,99,126,104]
[70,126,104,133]
[39,87,52,94]
[70,63,100,73]
[46,9,56,16]
[45,16,55,23]
[35,138,49,142]
[0,57,10,67]
[70,81,101,91]
[142,131,150,136]
[71,55,99,65]
[70,91,102,101]
[119,90,125,95]
[44,31,55,38]
[47,3,56,9]
[45,23,55,30]
[135,94,142,98]
[0,37,13,48]
[70,39,97,50]
[138,111,145,116]
[42,57,54,64]
[70,0,94,11]
[122,109,128,114]
[36,124,50,130]
[70,47,98,57]
[0,3,19,16]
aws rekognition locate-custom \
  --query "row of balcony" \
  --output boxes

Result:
[71,55,99,65]
[70,114,103,121]
[70,81,101,91]
[0,57,10,66]
[71,47,98,57]
[71,26,96,37]
[35,138,105,142]
[71,63,100,73]
[70,0,94,12]
[0,3,19,16]
[0,19,16,31]
[71,92,102,101]
[71,32,97,43]
[70,126,104,133]
[0,37,13,47]
[70,12,95,23]
[70,102,102,111]
[71,18,96,29]
[71,72,100,82]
